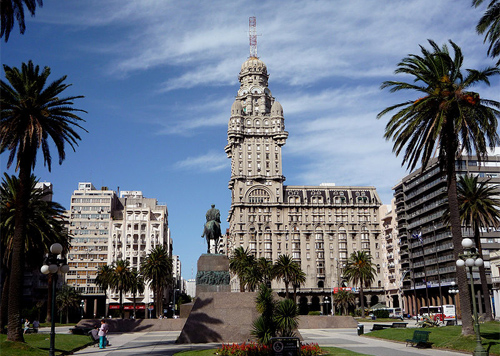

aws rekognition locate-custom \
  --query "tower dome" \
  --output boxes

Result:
[271,100,283,116]
[231,100,243,115]
[239,57,268,77]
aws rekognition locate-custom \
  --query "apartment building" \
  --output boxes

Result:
[66,183,171,318]
[394,153,500,317]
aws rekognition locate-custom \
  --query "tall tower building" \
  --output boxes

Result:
[226,54,384,313]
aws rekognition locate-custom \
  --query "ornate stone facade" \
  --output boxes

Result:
[225,56,384,313]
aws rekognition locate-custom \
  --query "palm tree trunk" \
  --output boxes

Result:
[284,281,289,299]
[7,159,31,342]
[359,286,365,318]
[133,291,136,319]
[474,226,493,321]
[66,307,69,324]
[445,157,473,335]
[119,289,123,319]
[1,274,9,332]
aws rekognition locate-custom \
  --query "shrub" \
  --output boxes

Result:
[300,343,323,356]
[216,342,271,356]
[307,311,321,316]
[373,309,390,318]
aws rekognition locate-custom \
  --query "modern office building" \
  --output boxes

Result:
[66,183,171,318]
[225,55,384,313]
[393,153,500,317]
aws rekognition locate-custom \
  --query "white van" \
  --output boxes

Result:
[419,305,456,321]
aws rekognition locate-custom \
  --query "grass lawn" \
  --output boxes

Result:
[0,333,91,356]
[366,321,500,356]
[174,346,370,356]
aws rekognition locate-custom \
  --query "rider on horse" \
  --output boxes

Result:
[202,204,222,253]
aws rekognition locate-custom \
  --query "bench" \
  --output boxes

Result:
[391,322,408,328]
[25,328,37,334]
[445,320,455,326]
[371,324,391,331]
[406,330,432,348]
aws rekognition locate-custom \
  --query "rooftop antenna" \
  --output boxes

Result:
[249,16,259,58]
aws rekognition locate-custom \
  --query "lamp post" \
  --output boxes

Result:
[449,282,459,325]
[41,243,69,356]
[456,238,488,356]
[80,300,85,320]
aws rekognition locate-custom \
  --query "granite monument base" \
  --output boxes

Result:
[196,254,231,294]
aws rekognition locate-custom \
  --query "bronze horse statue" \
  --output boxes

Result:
[202,205,222,253]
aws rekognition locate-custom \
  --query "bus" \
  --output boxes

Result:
[419,305,456,322]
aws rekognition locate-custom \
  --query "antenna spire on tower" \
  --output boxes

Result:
[249,16,258,58]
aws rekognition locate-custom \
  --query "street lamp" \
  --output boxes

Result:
[456,238,487,356]
[80,299,85,319]
[449,282,459,326]
[41,243,69,356]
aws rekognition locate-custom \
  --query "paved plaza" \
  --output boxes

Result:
[56,326,468,356]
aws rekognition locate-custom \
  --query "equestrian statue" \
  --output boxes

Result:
[202,204,222,254]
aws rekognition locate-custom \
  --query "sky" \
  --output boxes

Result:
[2,0,499,280]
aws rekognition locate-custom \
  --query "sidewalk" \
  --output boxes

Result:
[70,328,468,356]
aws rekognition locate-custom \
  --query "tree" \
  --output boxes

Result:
[251,283,300,345]
[456,174,500,321]
[229,246,254,292]
[333,289,355,316]
[0,173,69,330]
[140,245,173,318]
[273,254,302,299]
[473,0,500,66]
[1,0,42,42]
[377,39,500,335]
[56,285,81,324]
[95,265,113,318]
[108,260,132,319]
[290,268,306,304]
[129,269,145,319]
[0,61,85,341]
[342,251,376,318]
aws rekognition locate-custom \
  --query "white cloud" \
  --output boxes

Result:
[174,151,229,172]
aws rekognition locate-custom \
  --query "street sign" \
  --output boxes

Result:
[270,337,300,356]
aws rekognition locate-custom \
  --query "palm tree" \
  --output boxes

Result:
[95,265,113,318]
[0,0,43,42]
[333,289,355,316]
[129,269,145,319]
[229,246,253,292]
[274,254,301,299]
[0,173,69,329]
[473,0,500,66]
[56,285,81,324]
[257,257,275,287]
[342,251,376,318]
[456,174,500,321]
[290,269,306,303]
[0,61,85,341]
[274,298,299,337]
[377,39,500,335]
[140,245,173,318]
[252,283,277,344]
[108,260,132,319]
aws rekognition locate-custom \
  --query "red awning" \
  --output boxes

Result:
[109,304,146,310]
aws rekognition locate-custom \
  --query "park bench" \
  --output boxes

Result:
[25,328,37,334]
[406,330,432,348]
[371,324,391,331]
[391,322,407,328]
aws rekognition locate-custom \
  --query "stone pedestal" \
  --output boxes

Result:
[196,254,230,295]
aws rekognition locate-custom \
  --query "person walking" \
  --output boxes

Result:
[98,319,109,349]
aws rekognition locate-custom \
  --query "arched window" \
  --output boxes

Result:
[248,188,270,203]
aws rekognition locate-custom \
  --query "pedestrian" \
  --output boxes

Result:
[90,324,99,343]
[33,319,40,333]
[23,319,30,334]
[98,319,109,349]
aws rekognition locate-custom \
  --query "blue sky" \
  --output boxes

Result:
[2,1,498,280]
